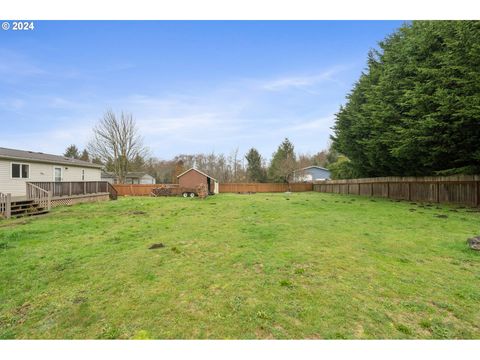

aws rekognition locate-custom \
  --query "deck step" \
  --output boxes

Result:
[11,203,39,210]
[8,200,49,218]
[11,209,49,218]
[11,200,35,206]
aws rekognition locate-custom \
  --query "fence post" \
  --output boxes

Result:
[436,183,440,203]
[84,182,86,195]
[69,182,72,196]
[408,182,411,201]
[476,180,479,207]
[370,183,373,197]
[386,182,390,198]
[6,193,11,219]
[96,181,99,194]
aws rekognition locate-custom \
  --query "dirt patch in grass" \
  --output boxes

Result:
[128,210,147,215]
[13,303,31,325]
[149,243,165,249]
[72,296,88,304]
[0,219,31,228]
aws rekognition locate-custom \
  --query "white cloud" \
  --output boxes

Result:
[260,66,345,92]
[0,98,26,111]
[1,123,93,155]
[1,65,346,159]
[0,49,46,80]
[284,115,335,132]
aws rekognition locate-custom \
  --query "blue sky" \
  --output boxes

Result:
[0,21,404,160]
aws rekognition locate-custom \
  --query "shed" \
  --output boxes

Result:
[177,168,219,195]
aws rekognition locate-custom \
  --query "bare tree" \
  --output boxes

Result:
[88,110,148,183]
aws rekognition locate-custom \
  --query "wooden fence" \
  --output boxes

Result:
[219,183,313,193]
[313,175,480,207]
[113,184,180,196]
[113,182,313,196]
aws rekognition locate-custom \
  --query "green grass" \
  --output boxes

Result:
[1,192,479,339]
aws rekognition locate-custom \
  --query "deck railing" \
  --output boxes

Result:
[26,183,52,211]
[0,192,12,219]
[107,183,118,200]
[27,181,109,198]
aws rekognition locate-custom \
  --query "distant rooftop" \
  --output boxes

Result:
[0,147,103,169]
[101,171,154,178]
[295,165,330,172]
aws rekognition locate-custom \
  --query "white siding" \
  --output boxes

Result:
[0,159,101,196]
[140,175,155,184]
[61,166,101,182]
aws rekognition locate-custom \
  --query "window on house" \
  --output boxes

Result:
[54,167,62,182]
[12,163,29,179]
[82,169,85,181]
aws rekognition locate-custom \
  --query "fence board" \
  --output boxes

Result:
[219,183,313,193]
[112,184,181,196]
[313,175,480,207]
[113,183,312,196]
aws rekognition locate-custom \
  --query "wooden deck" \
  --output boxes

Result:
[12,192,110,202]
[2,181,117,219]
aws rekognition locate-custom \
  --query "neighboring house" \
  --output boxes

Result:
[177,168,219,195]
[293,165,331,182]
[0,147,103,196]
[101,171,156,184]
[101,172,117,185]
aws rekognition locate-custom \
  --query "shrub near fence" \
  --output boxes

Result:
[313,175,480,207]
[219,183,313,193]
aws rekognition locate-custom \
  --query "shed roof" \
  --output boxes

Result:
[177,168,217,181]
[0,147,103,169]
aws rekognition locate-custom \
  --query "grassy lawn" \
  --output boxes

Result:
[1,192,479,339]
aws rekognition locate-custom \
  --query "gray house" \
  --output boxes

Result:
[101,171,156,185]
[293,165,331,182]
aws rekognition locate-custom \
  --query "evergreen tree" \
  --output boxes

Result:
[328,155,358,179]
[268,138,296,183]
[129,154,146,172]
[245,148,266,182]
[332,21,480,177]
[64,144,80,159]
[79,149,90,162]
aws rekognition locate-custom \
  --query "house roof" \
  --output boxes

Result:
[0,147,103,169]
[101,171,116,178]
[125,172,154,179]
[295,165,330,172]
[177,167,217,181]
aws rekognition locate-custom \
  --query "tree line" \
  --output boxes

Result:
[332,20,480,178]
[65,111,339,183]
